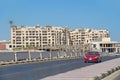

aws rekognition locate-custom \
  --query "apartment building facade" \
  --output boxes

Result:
[10,25,110,51]
[10,25,70,49]
[70,28,109,45]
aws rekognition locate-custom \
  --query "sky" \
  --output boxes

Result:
[0,0,120,41]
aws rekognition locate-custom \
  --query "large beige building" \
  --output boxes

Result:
[10,25,70,49]
[10,25,110,51]
[69,28,109,45]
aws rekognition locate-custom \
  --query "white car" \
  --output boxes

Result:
[115,52,120,56]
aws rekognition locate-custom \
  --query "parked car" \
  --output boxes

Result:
[115,52,120,56]
[84,51,102,63]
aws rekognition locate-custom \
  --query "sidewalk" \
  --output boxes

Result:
[42,58,120,80]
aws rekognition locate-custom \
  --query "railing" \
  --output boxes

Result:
[0,50,82,66]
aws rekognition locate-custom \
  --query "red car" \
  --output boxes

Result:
[84,51,102,63]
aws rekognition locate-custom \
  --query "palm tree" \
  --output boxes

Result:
[9,20,13,26]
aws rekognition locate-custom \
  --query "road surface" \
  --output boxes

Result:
[0,55,119,80]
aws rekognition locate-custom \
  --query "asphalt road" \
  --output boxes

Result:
[0,55,120,80]
[114,76,120,80]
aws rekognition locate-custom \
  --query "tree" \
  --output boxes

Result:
[9,20,13,26]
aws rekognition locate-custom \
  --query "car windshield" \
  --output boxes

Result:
[87,52,99,55]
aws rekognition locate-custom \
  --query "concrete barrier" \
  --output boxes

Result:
[97,73,105,80]
[103,70,120,80]
[89,76,99,80]
[89,65,120,80]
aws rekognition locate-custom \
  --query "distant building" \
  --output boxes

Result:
[10,25,70,49]
[10,25,120,52]
[70,28,109,45]
[91,38,120,53]
[0,40,11,50]
[10,25,111,51]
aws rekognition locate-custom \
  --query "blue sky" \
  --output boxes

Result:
[0,0,120,41]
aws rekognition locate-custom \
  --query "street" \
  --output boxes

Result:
[0,55,119,80]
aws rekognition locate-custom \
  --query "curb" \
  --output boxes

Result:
[89,66,120,80]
